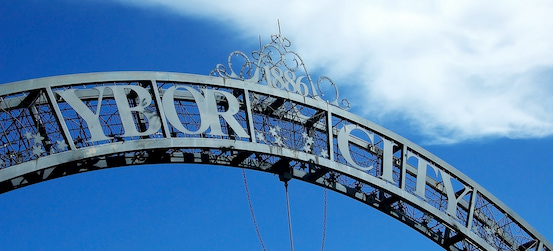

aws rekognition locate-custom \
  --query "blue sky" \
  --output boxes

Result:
[1,1,552,250]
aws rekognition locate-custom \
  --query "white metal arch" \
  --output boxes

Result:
[0,71,550,251]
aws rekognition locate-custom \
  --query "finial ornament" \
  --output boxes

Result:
[211,33,350,110]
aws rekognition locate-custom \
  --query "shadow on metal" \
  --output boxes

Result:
[0,36,551,251]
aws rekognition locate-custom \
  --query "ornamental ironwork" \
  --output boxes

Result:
[0,35,550,251]
[211,33,350,110]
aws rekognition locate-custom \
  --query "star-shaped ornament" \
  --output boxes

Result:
[320,150,329,159]
[291,107,302,117]
[56,140,68,151]
[24,131,33,140]
[302,144,312,153]
[305,137,314,146]
[274,136,284,147]
[256,132,266,143]
[32,133,44,144]
[269,127,277,136]
[301,132,314,145]
[269,125,281,137]
[32,145,44,156]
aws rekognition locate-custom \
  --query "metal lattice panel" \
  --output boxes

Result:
[0,35,551,251]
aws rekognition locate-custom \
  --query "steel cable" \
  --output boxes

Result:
[284,181,294,251]
[242,169,267,251]
[320,188,327,251]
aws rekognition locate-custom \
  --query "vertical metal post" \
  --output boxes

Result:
[284,181,294,251]
[244,89,257,143]
[400,144,408,190]
[326,107,334,161]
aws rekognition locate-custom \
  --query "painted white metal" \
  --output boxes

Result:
[0,34,549,250]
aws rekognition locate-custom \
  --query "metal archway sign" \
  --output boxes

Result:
[0,35,551,251]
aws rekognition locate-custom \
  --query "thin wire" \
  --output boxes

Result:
[0,96,27,128]
[284,181,294,251]
[242,169,267,251]
[320,188,327,251]
[0,96,33,156]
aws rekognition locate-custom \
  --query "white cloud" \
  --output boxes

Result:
[116,0,553,143]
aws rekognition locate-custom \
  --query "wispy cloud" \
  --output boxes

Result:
[116,0,553,143]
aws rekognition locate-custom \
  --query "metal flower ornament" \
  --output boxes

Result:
[211,33,350,110]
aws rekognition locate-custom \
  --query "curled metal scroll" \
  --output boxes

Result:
[211,34,350,110]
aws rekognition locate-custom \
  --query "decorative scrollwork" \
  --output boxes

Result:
[211,33,350,110]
